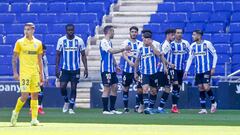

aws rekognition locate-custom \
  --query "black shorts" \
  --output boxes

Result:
[175,70,184,85]
[60,69,80,83]
[141,73,158,88]
[101,72,118,87]
[195,71,211,85]
[122,72,142,89]
[157,72,168,87]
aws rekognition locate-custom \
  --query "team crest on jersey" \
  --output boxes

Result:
[203,43,207,50]
[34,44,37,48]
[106,73,111,83]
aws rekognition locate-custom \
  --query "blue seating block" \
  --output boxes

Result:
[184,23,205,33]
[168,13,188,22]
[44,34,62,44]
[35,24,48,34]
[214,2,233,12]
[0,55,12,65]
[29,3,48,12]
[211,33,231,44]
[229,23,240,33]
[17,13,38,23]
[0,3,9,12]
[0,45,12,55]
[150,13,167,23]
[214,44,231,54]
[11,3,28,13]
[57,13,78,23]
[67,2,85,12]
[175,2,194,12]
[231,33,240,43]
[190,12,210,22]
[232,44,240,54]
[0,13,16,23]
[205,23,225,33]
[5,24,24,34]
[195,2,213,12]
[38,13,57,23]
[231,12,240,22]
[78,13,98,24]
[5,34,23,44]
[143,24,161,33]
[233,2,240,11]
[218,54,230,64]
[232,54,240,64]
[157,2,175,12]
[48,2,66,12]
[210,12,230,23]
[0,65,12,75]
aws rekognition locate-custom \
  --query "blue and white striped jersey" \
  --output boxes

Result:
[56,35,85,71]
[185,40,218,74]
[99,38,115,73]
[137,41,159,75]
[169,39,190,70]
[122,39,141,73]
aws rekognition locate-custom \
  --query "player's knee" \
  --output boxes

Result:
[164,87,171,93]
[203,84,210,90]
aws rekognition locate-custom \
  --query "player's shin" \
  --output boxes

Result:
[122,90,129,109]
[14,97,26,113]
[199,91,207,109]
[172,84,180,106]
[31,99,38,120]
[149,94,157,109]
[159,90,169,110]
[207,89,216,104]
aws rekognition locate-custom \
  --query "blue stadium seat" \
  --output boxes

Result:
[218,54,230,64]
[48,2,66,12]
[231,33,240,43]
[205,23,225,33]
[231,12,240,22]
[75,24,90,35]
[232,44,240,54]
[29,3,48,12]
[232,54,240,64]
[202,33,212,41]
[190,12,210,22]
[175,2,194,12]
[233,2,240,11]
[0,13,16,23]
[38,13,57,23]
[44,34,62,44]
[168,13,188,22]
[45,45,55,55]
[17,13,38,23]
[78,13,98,24]
[4,24,24,34]
[150,13,167,23]
[0,35,3,44]
[214,44,231,54]
[184,23,205,33]
[183,33,192,42]
[11,3,28,13]
[48,65,55,76]
[211,33,231,44]
[229,23,240,33]
[49,24,66,34]
[46,55,55,65]
[214,2,233,12]
[67,2,85,12]
[0,55,12,65]
[0,65,12,75]
[35,34,43,42]
[160,23,185,32]
[57,13,78,23]
[209,12,230,23]
[152,34,165,43]
[35,24,48,34]
[86,2,105,14]
[143,24,161,33]
[215,64,226,76]
[0,24,4,34]
[157,2,175,12]
[0,45,12,55]
[195,2,213,12]
[0,3,9,12]
[5,34,23,44]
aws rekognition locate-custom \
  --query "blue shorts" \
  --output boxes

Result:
[101,72,118,87]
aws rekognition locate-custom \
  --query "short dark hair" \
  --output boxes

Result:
[165,28,176,35]
[141,29,152,34]
[24,22,35,29]
[65,24,75,30]
[104,25,113,35]
[175,28,184,33]
[42,44,46,50]
[129,26,138,32]
[193,29,203,36]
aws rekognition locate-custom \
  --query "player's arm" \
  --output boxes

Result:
[184,46,194,78]
[122,51,134,67]
[38,54,44,83]
[81,50,88,78]
[43,57,49,85]
[150,42,161,56]
[55,39,62,78]
[134,56,140,81]
[161,43,175,68]
[207,42,218,75]
[12,52,19,80]
[113,56,121,73]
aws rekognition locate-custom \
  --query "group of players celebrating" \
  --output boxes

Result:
[100,25,218,115]
[10,22,218,126]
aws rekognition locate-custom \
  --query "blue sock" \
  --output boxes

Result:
[143,93,149,109]
[123,91,129,108]
[149,94,157,109]
[102,97,109,111]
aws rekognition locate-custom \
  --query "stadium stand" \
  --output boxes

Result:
[0,0,117,76]
[143,0,240,75]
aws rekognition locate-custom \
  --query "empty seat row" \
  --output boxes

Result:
[157,2,240,12]
[150,12,232,23]
[0,2,107,13]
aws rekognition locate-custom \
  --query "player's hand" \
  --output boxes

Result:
[211,68,215,76]
[45,79,49,86]
[183,72,188,79]
[124,46,132,51]
[55,69,60,79]
[84,69,88,78]
[116,66,121,73]
[129,61,135,67]
[13,72,19,81]
[169,63,175,69]
[40,75,45,85]
[134,73,139,81]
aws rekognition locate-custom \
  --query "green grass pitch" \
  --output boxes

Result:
[0,108,240,135]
